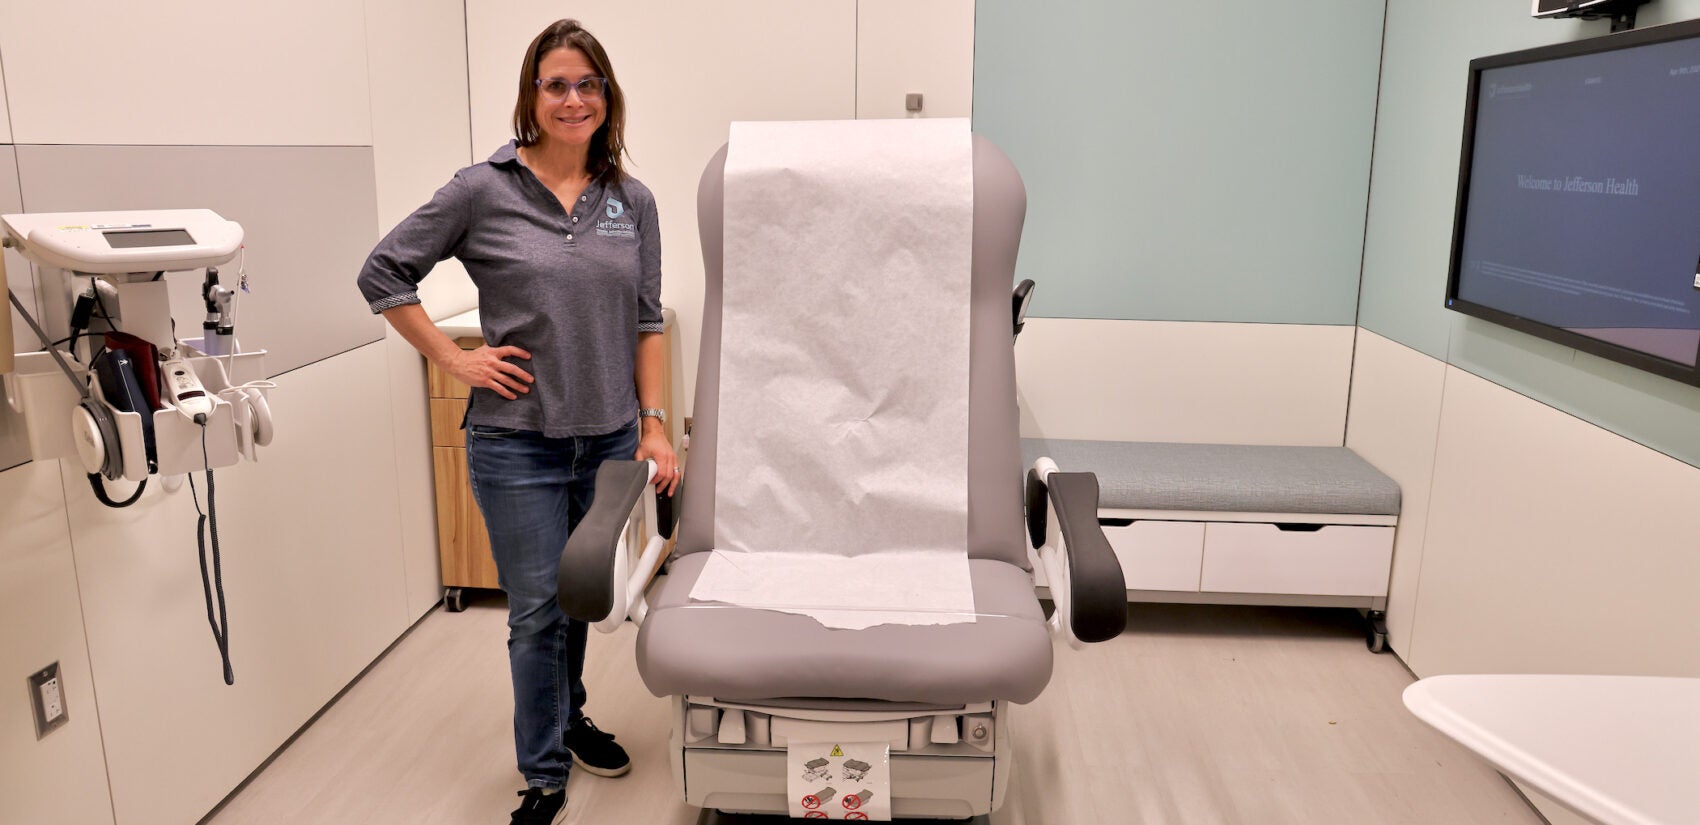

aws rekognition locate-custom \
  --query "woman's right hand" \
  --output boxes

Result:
[446,345,534,400]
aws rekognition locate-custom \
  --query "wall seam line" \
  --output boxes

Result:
[1343,0,1393,448]
[53,461,124,825]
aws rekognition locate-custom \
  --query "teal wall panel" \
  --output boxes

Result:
[1359,0,1700,467]
[973,0,1385,323]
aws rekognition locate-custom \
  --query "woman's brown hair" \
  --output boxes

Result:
[512,19,628,182]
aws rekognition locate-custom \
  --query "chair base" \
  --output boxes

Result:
[667,696,1012,820]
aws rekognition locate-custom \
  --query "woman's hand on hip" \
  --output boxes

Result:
[447,345,533,400]
[635,424,681,497]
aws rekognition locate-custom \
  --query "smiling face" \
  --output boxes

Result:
[533,47,606,150]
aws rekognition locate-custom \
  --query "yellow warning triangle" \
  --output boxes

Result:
[829,745,844,757]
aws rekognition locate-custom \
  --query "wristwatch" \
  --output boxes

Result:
[639,408,667,424]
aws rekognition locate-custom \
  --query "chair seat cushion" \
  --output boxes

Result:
[636,553,1055,705]
[1022,438,1402,516]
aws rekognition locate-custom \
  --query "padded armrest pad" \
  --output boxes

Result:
[557,460,650,622]
[1046,472,1127,643]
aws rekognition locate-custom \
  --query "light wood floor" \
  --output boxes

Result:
[205,596,1546,825]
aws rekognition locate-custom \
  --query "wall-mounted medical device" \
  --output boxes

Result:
[3,209,274,482]
[4,209,275,685]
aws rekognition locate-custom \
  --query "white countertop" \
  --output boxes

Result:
[435,308,482,339]
[433,306,675,341]
[1403,674,1700,825]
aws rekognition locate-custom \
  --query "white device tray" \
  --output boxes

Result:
[5,343,266,477]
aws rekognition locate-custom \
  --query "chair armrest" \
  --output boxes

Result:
[557,459,651,623]
[1039,470,1127,643]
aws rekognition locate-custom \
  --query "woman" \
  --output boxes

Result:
[356,19,679,825]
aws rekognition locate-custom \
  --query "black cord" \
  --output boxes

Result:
[189,427,234,686]
[87,473,146,507]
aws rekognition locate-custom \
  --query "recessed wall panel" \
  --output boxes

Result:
[1015,319,1353,445]
[15,145,385,376]
[1344,329,1447,657]
[67,343,409,825]
[857,0,974,119]
[467,3,857,413]
[0,1,370,146]
[0,462,115,825]
[975,0,1384,324]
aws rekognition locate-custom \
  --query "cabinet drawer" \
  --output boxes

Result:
[1103,520,1204,592]
[427,359,471,399]
[1199,522,1393,597]
[431,446,501,589]
[429,398,465,447]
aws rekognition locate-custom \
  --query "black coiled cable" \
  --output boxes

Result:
[188,426,234,685]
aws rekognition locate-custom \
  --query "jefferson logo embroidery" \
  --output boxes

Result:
[598,197,636,239]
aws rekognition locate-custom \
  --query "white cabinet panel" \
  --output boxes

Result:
[0,462,115,825]
[1016,318,1354,446]
[466,4,857,416]
[1104,519,1204,592]
[1200,522,1394,597]
[66,343,410,825]
[0,1,371,146]
[857,0,974,119]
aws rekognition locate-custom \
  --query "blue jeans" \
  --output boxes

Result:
[465,418,641,790]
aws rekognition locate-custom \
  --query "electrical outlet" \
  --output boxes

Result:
[28,663,69,740]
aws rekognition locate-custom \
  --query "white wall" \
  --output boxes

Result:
[1017,319,1354,445]
[0,2,371,146]
[362,0,474,622]
[1344,330,1446,655]
[857,0,975,119]
[0,0,468,821]
[70,344,413,825]
[0,462,115,825]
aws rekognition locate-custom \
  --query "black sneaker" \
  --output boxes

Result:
[509,787,566,825]
[564,715,631,777]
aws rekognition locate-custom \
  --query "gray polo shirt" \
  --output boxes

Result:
[357,141,664,437]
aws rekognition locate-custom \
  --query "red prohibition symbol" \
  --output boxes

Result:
[801,795,822,810]
[846,813,870,820]
[803,812,829,819]
[843,794,863,810]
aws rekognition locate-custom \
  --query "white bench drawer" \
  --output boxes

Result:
[1200,522,1393,597]
[1103,520,1204,592]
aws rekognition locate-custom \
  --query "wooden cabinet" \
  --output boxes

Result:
[427,312,680,611]
[428,337,502,604]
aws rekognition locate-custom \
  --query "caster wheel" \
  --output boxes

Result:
[445,588,467,613]
[1365,610,1389,653]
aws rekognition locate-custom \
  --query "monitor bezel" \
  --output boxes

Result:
[1444,17,1700,387]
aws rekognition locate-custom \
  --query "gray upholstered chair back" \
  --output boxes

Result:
[675,134,1030,569]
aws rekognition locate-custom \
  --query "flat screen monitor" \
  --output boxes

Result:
[1446,19,1700,386]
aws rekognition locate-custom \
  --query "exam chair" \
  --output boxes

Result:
[558,134,1126,819]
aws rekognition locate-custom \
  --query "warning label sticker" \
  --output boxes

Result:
[787,741,892,820]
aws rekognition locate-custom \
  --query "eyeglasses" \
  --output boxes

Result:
[535,76,609,101]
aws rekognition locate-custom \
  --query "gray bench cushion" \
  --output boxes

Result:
[1021,439,1401,516]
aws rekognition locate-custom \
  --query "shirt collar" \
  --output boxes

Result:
[488,140,521,166]
[490,141,608,200]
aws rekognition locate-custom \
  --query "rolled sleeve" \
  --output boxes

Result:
[636,190,664,332]
[357,173,473,314]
